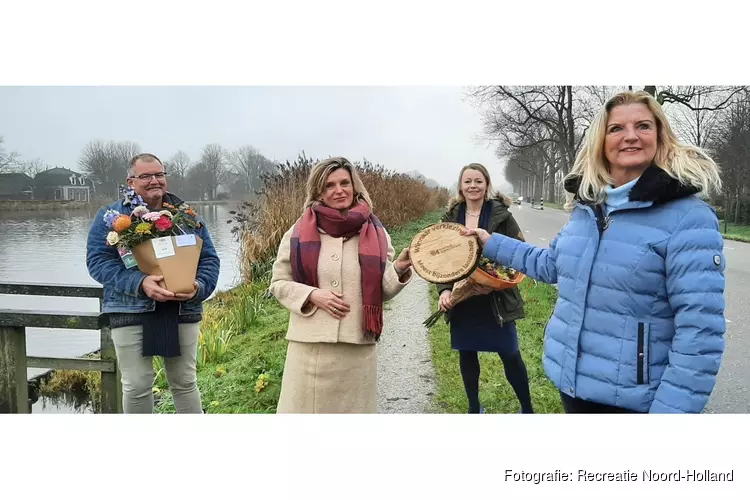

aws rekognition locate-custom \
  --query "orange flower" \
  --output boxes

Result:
[113,215,132,232]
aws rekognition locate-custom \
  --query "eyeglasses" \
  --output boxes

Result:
[129,172,167,181]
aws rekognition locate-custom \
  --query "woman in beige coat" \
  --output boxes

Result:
[270,157,413,413]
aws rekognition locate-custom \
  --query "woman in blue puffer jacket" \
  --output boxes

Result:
[464,90,726,413]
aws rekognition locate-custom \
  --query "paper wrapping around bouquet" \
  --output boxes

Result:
[409,222,480,284]
[131,235,203,294]
[470,267,525,290]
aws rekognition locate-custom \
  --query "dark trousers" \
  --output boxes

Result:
[559,391,643,414]
[459,350,534,413]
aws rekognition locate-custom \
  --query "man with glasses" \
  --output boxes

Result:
[86,153,220,413]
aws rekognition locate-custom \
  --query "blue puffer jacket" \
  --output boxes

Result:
[86,192,220,315]
[483,167,726,413]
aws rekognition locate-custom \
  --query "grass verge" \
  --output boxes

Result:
[719,221,750,243]
[541,201,564,211]
[154,280,289,413]
[426,277,563,414]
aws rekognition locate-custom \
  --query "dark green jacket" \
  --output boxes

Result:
[436,196,526,325]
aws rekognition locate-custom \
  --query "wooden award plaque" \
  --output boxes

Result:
[409,222,480,284]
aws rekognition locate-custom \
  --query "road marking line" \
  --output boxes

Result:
[539,237,547,241]
[726,318,733,323]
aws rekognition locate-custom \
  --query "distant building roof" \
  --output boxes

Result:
[0,172,34,196]
[35,167,92,187]
[36,167,81,177]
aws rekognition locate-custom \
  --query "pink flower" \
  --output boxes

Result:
[154,216,173,231]
[142,212,162,222]
[133,206,149,217]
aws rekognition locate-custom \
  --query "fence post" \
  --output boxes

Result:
[0,326,29,413]
[99,323,122,413]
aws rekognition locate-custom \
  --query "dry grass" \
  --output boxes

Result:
[38,367,102,412]
[231,154,450,282]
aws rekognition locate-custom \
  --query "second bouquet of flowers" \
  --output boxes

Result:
[423,257,525,328]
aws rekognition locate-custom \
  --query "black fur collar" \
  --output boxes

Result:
[564,166,699,205]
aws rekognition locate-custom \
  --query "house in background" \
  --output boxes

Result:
[34,167,94,202]
[0,172,34,200]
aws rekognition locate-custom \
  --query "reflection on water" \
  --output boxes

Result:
[30,377,96,414]
[0,204,243,412]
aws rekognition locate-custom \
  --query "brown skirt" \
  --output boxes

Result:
[276,340,377,414]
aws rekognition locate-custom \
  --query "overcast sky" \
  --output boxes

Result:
[0,86,513,192]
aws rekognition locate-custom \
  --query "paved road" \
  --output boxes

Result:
[376,274,437,413]
[509,203,749,413]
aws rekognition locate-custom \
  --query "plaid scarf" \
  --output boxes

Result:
[290,201,388,340]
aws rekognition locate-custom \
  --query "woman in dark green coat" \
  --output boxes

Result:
[437,163,533,413]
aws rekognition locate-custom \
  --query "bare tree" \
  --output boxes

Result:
[583,85,627,107]
[644,85,747,110]
[186,161,211,201]
[656,87,748,149]
[197,143,228,200]
[469,86,597,202]
[708,93,750,230]
[671,92,722,149]
[229,145,275,197]
[165,150,191,179]
[78,140,141,198]
[504,144,553,201]
[0,136,20,173]
[78,140,112,190]
[114,141,142,168]
[15,157,51,177]
[163,150,191,195]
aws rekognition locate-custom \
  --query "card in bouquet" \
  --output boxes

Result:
[409,222,480,284]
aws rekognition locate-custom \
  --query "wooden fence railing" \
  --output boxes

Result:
[0,281,121,413]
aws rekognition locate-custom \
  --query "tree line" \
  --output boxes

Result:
[78,140,277,201]
[0,138,276,202]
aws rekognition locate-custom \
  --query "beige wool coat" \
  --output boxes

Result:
[269,223,412,413]
[269,224,411,345]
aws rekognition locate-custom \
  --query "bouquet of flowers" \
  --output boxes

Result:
[423,257,524,327]
[102,189,204,293]
[103,202,202,251]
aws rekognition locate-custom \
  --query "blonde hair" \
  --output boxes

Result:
[302,156,374,212]
[447,163,494,210]
[563,90,722,211]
